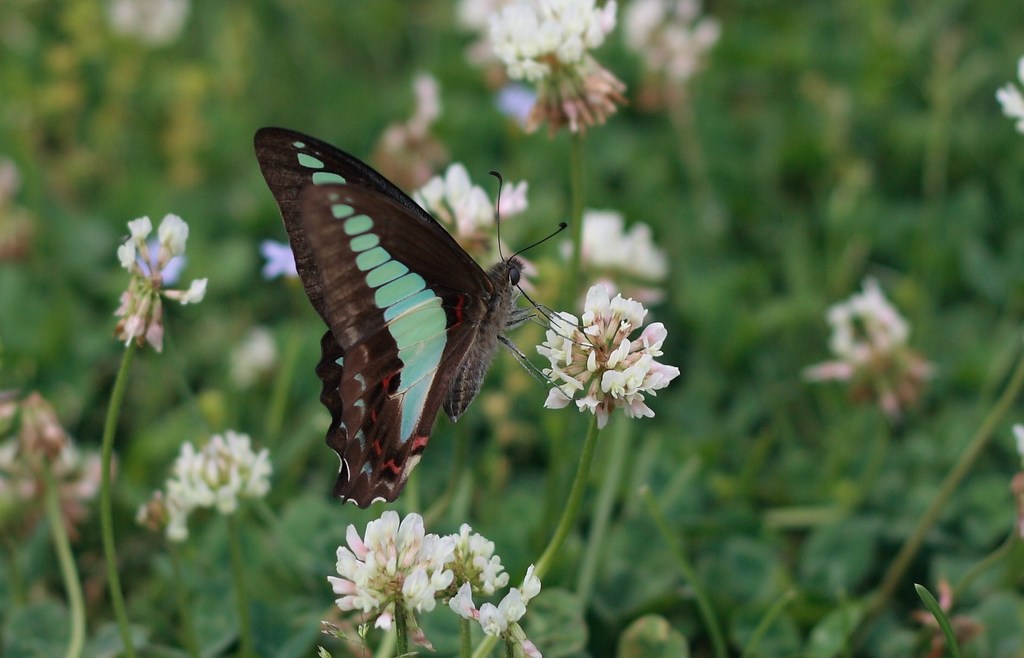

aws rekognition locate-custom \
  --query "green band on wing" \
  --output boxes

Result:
[297,153,324,169]
[312,171,346,185]
[383,289,436,322]
[366,260,409,288]
[397,332,446,388]
[343,214,372,234]
[399,346,443,441]
[350,233,380,252]
[389,304,447,349]
[356,247,389,271]
[332,204,354,220]
[375,272,426,308]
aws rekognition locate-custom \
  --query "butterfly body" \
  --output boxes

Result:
[254,127,528,506]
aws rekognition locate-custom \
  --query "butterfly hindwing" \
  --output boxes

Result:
[297,183,490,505]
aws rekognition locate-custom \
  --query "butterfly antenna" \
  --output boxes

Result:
[510,222,568,262]
[489,170,506,262]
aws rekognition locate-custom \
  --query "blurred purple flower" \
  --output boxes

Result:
[260,240,298,279]
[495,84,537,126]
[136,237,185,284]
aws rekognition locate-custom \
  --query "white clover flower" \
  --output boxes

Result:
[448,523,511,595]
[623,0,719,84]
[329,511,455,639]
[229,327,279,388]
[148,431,270,541]
[804,278,933,421]
[538,284,679,428]
[997,57,1024,134]
[413,163,529,265]
[448,565,543,656]
[574,209,668,301]
[115,213,207,352]
[490,0,625,135]
[107,0,190,46]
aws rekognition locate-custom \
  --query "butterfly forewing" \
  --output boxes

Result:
[254,127,514,507]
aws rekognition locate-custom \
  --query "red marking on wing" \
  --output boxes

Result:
[410,434,429,454]
[380,459,403,476]
[452,294,466,326]
[371,439,383,457]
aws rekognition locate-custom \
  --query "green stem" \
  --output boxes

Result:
[264,328,301,441]
[394,601,408,657]
[535,414,600,580]
[642,488,727,658]
[99,342,137,658]
[953,529,1019,600]
[576,418,629,604]
[2,532,25,606]
[424,420,470,527]
[740,590,796,658]
[460,617,472,658]
[563,132,586,311]
[472,415,601,658]
[864,343,1024,626]
[170,544,201,658]
[228,515,255,657]
[44,466,85,658]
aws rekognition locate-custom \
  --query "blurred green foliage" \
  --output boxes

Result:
[2,0,1024,656]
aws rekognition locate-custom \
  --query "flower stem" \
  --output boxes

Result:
[563,131,586,310]
[170,544,201,658]
[99,341,137,658]
[642,488,727,658]
[264,328,301,441]
[576,418,629,604]
[471,415,601,658]
[424,420,470,527]
[394,601,408,657]
[953,530,1019,600]
[44,466,85,658]
[460,617,472,658]
[535,414,600,580]
[863,341,1024,627]
[228,515,255,657]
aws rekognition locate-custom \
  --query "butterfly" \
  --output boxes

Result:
[254,127,534,507]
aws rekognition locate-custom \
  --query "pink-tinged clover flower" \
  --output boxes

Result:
[329,511,455,646]
[373,74,448,190]
[538,284,679,429]
[448,565,543,657]
[997,56,1024,134]
[490,0,626,136]
[0,392,102,538]
[623,0,719,95]
[803,278,933,421]
[413,163,530,270]
[115,214,207,352]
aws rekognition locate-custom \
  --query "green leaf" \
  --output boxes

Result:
[803,601,865,658]
[914,584,961,658]
[616,615,689,658]
[524,588,587,657]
